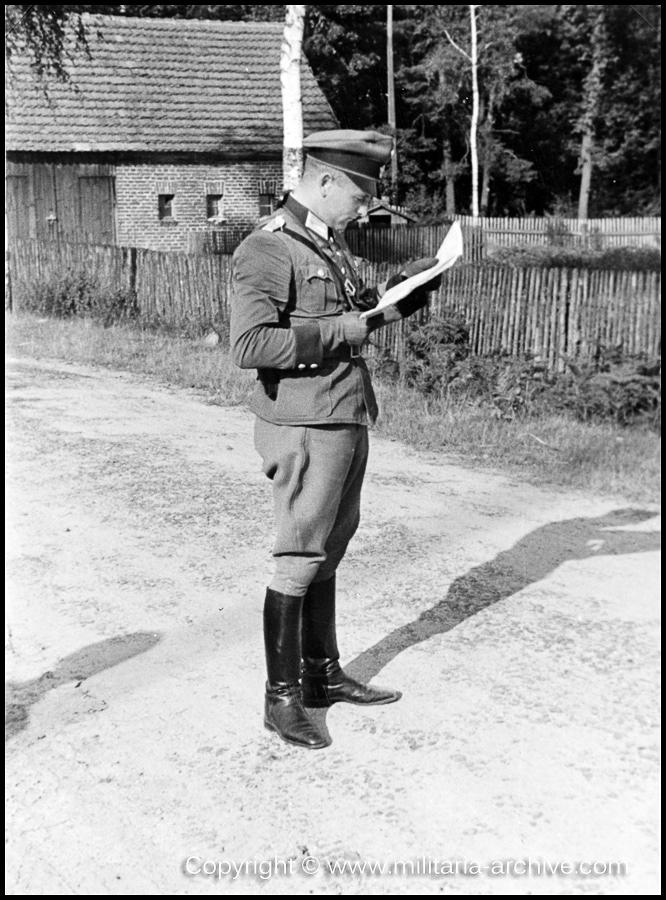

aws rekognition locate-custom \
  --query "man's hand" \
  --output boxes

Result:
[366,305,403,330]
[369,257,442,329]
[386,257,442,294]
[340,310,372,347]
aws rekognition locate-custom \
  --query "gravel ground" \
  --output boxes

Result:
[5,355,661,895]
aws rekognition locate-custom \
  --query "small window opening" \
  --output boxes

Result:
[259,192,277,218]
[158,194,175,220]
[207,194,225,221]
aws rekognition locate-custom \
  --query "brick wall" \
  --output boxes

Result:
[115,160,283,251]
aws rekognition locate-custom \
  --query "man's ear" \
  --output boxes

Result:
[319,173,334,197]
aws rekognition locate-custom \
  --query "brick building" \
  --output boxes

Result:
[5,14,337,252]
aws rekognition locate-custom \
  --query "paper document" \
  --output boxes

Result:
[360,221,463,320]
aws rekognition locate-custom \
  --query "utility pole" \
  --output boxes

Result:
[387,5,398,201]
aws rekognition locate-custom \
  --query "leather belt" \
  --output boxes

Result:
[324,345,361,361]
[291,346,360,373]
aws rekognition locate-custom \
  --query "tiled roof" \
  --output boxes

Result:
[5,15,338,155]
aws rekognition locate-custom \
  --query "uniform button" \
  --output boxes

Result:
[297,363,306,370]
[310,363,318,369]
[317,268,325,277]
[341,267,346,274]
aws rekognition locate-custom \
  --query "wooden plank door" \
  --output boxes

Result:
[78,176,116,244]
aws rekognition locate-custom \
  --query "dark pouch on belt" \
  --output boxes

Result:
[257,368,279,401]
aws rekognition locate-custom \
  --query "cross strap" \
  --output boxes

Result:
[280,226,358,311]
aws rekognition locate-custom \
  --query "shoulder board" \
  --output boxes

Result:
[262,215,287,233]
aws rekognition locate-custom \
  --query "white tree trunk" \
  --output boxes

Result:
[469,5,480,218]
[577,7,607,221]
[577,131,593,221]
[281,5,305,192]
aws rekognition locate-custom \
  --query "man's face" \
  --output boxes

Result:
[322,173,372,231]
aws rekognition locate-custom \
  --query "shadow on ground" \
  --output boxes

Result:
[5,631,161,740]
[349,507,660,682]
[309,508,660,737]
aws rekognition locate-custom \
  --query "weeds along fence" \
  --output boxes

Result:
[7,240,233,329]
[6,240,661,370]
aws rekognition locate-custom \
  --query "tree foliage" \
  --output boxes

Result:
[5,5,89,80]
[513,4,661,216]
[5,4,661,218]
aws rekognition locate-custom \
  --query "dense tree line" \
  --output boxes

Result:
[6,4,661,219]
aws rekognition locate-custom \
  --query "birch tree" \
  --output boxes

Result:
[468,5,480,217]
[575,6,609,220]
[402,5,548,217]
[440,5,480,216]
[281,5,305,192]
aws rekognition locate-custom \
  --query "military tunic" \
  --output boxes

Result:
[230,198,379,425]
[230,196,382,595]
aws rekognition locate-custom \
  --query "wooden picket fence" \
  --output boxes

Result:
[346,216,661,264]
[186,216,661,265]
[360,263,661,370]
[7,240,234,328]
[346,224,482,263]
[6,239,661,369]
[455,215,661,250]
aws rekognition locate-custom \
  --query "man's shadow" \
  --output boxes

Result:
[309,508,660,734]
[5,631,161,740]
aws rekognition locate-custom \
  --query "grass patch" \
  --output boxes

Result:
[373,380,660,502]
[6,312,660,503]
[6,314,255,408]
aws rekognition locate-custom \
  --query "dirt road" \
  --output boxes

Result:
[5,356,661,895]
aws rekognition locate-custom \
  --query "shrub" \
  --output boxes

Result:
[387,314,661,432]
[551,350,661,431]
[486,243,661,272]
[401,313,471,395]
[23,270,138,325]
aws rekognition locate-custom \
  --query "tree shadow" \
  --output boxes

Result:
[5,631,161,741]
[343,506,660,688]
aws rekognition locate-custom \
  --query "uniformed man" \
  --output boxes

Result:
[230,130,441,750]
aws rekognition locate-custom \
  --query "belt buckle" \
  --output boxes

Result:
[350,345,361,359]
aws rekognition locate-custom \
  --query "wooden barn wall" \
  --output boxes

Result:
[6,160,116,245]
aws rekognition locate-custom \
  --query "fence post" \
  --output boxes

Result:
[129,246,137,297]
[5,248,13,312]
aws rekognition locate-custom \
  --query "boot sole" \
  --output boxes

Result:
[303,695,402,708]
[263,718,330,749]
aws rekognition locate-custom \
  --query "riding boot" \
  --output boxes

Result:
[301,575,402,708]
[263,587,330,749]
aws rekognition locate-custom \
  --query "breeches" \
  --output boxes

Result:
[254,418,369,596]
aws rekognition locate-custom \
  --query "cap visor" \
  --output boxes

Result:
[347,172,381,198]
